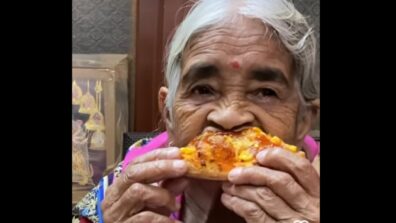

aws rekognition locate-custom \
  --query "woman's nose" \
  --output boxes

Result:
[207,106,254,131]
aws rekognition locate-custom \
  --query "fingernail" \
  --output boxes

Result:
[221,192,232,201]
[173,160,186,169]
[168,147,180,157]
[256,150,269,162]
[228,168,242,180]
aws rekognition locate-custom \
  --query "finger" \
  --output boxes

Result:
[256,148,319,196]
[105,159,188,204]
[222,183,297,220]
[124,160,188,184]
[221,193,275,223]
[132,147,181,164]
[108,183,180,218]
[228,166,311,212]
[126,211,181,223]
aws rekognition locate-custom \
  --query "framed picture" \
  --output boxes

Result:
[72,54,129,205]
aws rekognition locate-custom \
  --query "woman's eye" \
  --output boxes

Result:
[256,88,278,98]
[192,85,214,95]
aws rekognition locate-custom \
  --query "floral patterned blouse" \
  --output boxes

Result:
[72,137,151,223]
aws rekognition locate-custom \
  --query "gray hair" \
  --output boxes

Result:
[164,0,318,120]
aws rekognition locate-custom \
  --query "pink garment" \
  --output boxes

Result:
[303,135,320,162]
[121,131,169,171]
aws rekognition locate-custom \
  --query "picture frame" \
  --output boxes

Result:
[72,54,129,205]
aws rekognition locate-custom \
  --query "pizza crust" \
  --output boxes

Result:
[185,164,229,181]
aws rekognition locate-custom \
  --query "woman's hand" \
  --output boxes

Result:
[101,147,189,223]
[221,148,319,223]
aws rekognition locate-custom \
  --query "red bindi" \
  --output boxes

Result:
[230,60,240,69]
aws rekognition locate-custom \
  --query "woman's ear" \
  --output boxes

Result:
[296,98,320,145]
[158,87,172,129]
[310,98,320,129]
[158,87,168,114]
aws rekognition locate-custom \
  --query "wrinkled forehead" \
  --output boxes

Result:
[182,16,289,59]
[179,17,295,82]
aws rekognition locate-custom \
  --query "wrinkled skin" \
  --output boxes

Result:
[101,16,319,223]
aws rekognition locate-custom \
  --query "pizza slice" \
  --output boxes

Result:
[180,127,305,180]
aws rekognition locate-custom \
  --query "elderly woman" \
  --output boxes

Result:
[72,0,320,222]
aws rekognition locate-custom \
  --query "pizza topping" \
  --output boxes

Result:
[180,127,305,180]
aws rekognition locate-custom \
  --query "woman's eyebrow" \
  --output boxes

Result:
[249,67,289,87]
[181,63,219,85]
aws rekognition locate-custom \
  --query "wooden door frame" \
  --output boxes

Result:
[132,0,191,131]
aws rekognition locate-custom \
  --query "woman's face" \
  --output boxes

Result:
[163,17,313,148]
